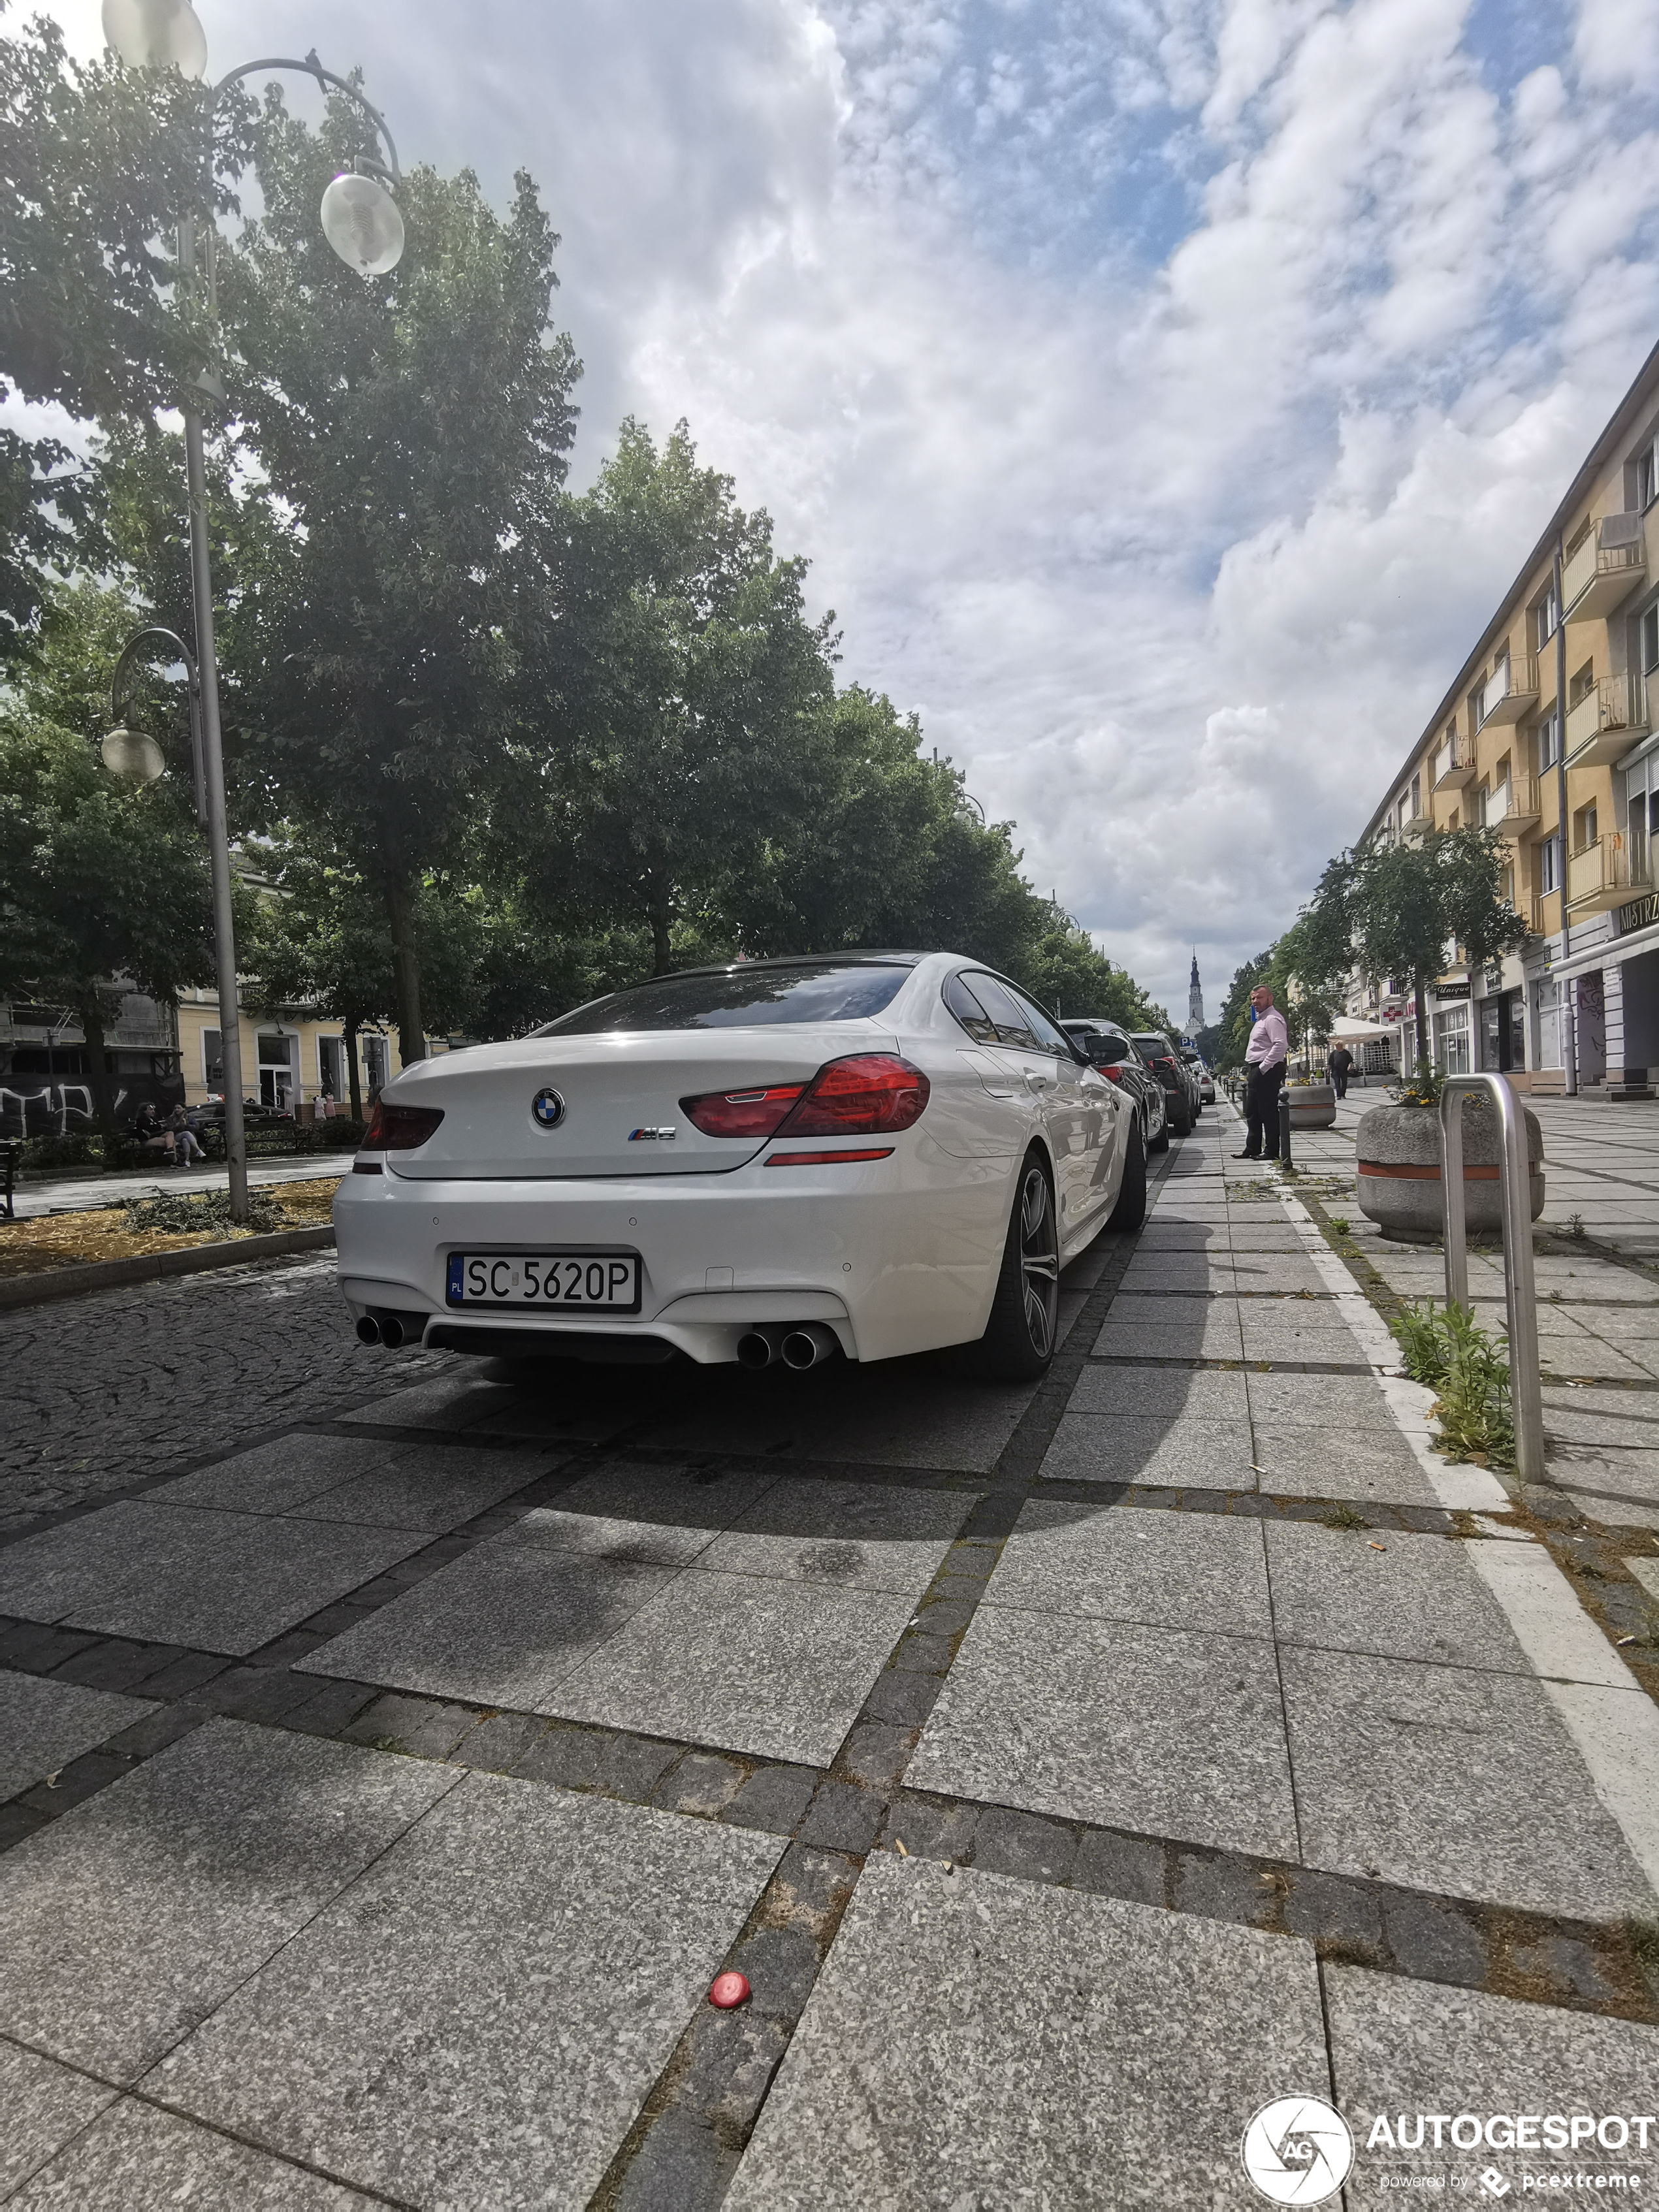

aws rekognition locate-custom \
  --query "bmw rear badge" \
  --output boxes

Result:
[531,1087,566,1129]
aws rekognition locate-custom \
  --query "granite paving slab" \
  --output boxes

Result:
[292,1441,555,1533]
[340,1374,511,1432]
[8,2099,377,2209]
[150,1432,402,1515]
[1281,1646,1654,1917]
[0,1501,427,1656]
[155,1776,782,2212]
[1327,1965,1659,2195]
[1228,1256,1332,1295]
[1039,1413,1259,1488]
[1253,1426,1442,1507]
[1067,1362,1250,1420]
[986,1501,1272,1637]
[552,1567,916,1766]
[0,1720,453,2081]
[0,1671,155,1801]
[1238,1315,1368,1366]
[1120,1257,1236,1292]
[726,1855,1328,2211]
[1264,1524,1529,1671]
[0,2041,118,2202]
[813,1374,1038,1473]
[910,1607,1298,1859]
[1244,1370,1399,1430]
[698,1476,975,1596]
[1093,1313,1246,1362]
[1544,1445,1659,1509]
[295,1530,675,1711]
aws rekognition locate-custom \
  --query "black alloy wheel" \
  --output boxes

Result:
[976,1153,1060,1379]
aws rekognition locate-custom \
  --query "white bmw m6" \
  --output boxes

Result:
[334,950,1146,1379]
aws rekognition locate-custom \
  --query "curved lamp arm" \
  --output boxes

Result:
[212,50,401,184]
[109,626,207,826]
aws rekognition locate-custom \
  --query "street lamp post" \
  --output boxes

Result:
[101,0,404,1221]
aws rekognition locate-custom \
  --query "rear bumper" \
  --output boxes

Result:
[333,1146,1012,1364]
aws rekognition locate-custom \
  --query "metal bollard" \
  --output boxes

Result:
[1277,1088,1293,1172]
[1440,1074,1543,1484]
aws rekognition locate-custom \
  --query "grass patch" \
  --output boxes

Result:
[1321,1503,1370,1530]
[0,1176,342,1278]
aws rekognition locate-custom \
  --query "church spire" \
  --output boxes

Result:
[1187,951,1204,1032]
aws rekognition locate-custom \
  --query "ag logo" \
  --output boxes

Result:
[530,1087,566,1130]
[1241,2098,1354,2204]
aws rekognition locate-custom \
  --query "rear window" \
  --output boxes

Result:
[536,963,910,1035]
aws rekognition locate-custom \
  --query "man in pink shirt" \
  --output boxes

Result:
[1237,984,1290,1159]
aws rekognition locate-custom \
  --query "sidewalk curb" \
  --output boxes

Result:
[0,1225,336,1312]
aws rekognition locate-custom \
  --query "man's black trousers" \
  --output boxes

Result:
[1243,1060,1287,1158]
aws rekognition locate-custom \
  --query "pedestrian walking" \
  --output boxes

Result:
[1327,1042,1353,1100]
[1235,986,1289,1160]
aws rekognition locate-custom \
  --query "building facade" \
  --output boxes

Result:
[1355,340,1659,1096]
[172,986,443,1115]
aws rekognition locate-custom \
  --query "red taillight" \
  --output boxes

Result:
[775,1053,929,1137]
[361,1100,445,1151]
[1097,1063,1123,1080]
[681,1055,929,1141]
[680,1083,805,1138]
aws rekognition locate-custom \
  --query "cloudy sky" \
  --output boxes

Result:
[42,0,1659,1015]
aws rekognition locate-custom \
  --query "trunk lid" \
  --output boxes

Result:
[381,1024,899,1179]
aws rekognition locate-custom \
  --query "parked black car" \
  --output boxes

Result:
[1061,1020,1171,1154]
[1130,1030,1200,1136]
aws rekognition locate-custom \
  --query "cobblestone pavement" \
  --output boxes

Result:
[0,1256,452,1531]
[1,1112,1658,2208]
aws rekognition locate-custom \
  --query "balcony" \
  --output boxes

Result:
[1563,511,1646,620]
[1566,835,1653,916]
[1477,655,1539,728]
[1529,893,1553,938]
[1429,732,1475,792]
[1483,775,1540,834]
[1565,673,1648,768]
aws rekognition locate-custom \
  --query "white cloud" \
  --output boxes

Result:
[34,0,1659,1012]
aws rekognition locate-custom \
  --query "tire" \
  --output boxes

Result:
[976,1152,1060,1381]
[1106,1114,1146,1230]
[1169,1094,1193,1138]
[1148,1106,1170,1155]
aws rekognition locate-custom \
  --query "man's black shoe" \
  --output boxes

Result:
[1234,1149,1259,1159]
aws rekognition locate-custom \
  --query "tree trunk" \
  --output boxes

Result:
[79,993,121,1157]
[649,891,673,977]
[385,876,425,1066]
[344,1018,363,1123]
[1413,978,1430,1070]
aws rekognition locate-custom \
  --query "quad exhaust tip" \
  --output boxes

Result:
[355,1315,381,1346]
[357,1308,424,1350]
[738,1322,840,1371]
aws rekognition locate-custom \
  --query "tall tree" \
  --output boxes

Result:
[220,102,579,1063]
[0,10,251,652]
[515,420,836,972]
[0,585,215,1145]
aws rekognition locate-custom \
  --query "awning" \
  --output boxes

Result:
[1545,919,1659,984]
[1329,1017,1393,1040]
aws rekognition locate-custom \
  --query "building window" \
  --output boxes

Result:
[1640,604,1658,674]
[1626,438,1658,513]
[1532,583,1559,647]
[1539,836,1560,894]
[1409,773,1421,818]
[1573,801,1598,852]
[1537,711,1560,771]
[364,1036,389,1093]
[202,1027,223,1087]
[317,1035,345,1098]
[1569,660,1596,709]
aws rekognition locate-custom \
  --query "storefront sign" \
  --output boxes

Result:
[1432,983,1470,1001]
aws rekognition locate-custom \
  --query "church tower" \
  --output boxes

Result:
[1188,952,1204,1033]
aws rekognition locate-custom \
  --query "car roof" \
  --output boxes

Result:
[637,950,927,983]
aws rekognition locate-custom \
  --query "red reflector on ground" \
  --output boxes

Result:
[764,1147,895,1166]
[708,1972,750,2009]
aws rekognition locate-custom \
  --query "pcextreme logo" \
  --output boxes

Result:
[1242,2098,1355,2204]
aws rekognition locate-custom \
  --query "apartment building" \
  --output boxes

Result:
[1355,340,1659,1097]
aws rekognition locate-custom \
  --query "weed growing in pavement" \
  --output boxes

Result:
[1321,1503,1370,1530]
[1569,1213,1586,1239]
[123,1187,286,1236]
[1329,1215,1351,1234]
[1389,1299,1514,1466]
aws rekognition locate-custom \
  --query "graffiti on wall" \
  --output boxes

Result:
[0,1073,185,1138]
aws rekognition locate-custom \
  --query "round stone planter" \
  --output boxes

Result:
[1286,1081,1337,1129]
[1355,1097,1543,1244]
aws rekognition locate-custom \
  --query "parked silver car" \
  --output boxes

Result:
[1061,1020,1171,1154]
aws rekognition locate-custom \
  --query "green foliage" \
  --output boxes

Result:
[1396,1058,1443,1107]
[0,12,252,652]
[1388,1299,1514,1464]
[123,1186,285,1236]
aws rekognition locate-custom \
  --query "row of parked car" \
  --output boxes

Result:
[1058,1020,1213,1152]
